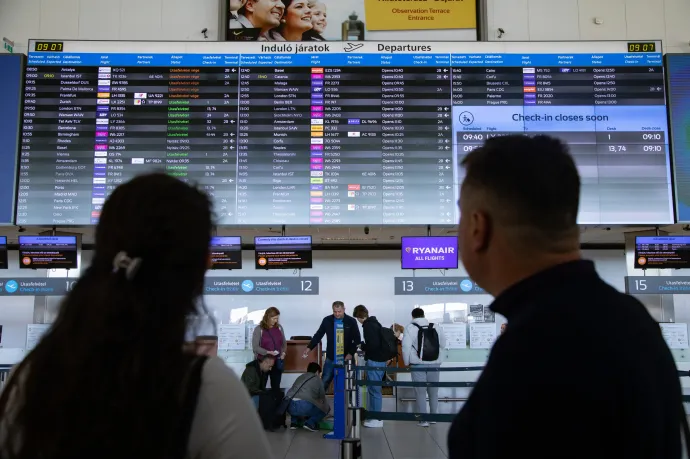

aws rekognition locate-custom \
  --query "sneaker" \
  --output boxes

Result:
[429,421,437,425]
[303,423,317,432]
[363,419,384,428]
[290,423,299,430]
[418,421,430,428]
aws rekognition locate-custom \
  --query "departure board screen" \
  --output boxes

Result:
[209,236,242,269]
[635,236,690,269]
[666,54,690,222]
[18,235,78,269]
[18,40,672,225]
[0,237,7,270]
[0,54,24,225]
[255,236,312,269]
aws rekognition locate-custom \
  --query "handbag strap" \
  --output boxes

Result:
[174,356,208,459]
[285,374,317,403]
[268,328,278,351]
[261,327,281,355]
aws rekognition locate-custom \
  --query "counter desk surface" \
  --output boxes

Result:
[284,339,321,373]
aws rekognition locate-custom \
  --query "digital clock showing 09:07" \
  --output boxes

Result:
[627,42,656,52]
[35,41,64,52]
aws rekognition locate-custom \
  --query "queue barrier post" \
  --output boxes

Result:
[324,365,347,440]
[350,406,363,439]
[341,438,362,459]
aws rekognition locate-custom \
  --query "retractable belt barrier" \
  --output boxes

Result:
[335,363,483,458]
[352,368,690,426]
[354,365,480,425]
[355,366,484,372]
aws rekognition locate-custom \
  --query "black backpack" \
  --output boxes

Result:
[380,327,399,361]
[258,389,287,431]
[413,323,440,361]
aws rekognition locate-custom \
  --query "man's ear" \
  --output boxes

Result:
[245,0,255,12]
[469,210,492,253]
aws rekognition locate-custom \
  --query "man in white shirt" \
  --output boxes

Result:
[402,308,445,427]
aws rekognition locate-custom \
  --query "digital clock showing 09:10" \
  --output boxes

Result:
[627,42,656,52]
[35,41,64,52]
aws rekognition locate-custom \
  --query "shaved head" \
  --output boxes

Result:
[457,134,581,294]
[459,135,580,253]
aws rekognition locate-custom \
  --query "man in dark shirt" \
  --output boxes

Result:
[303,301,361,390]
[448,134,686,459]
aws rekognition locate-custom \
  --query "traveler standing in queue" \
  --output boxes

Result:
[402,308,445,427]
[302,301,361,390]
[252,307,287,389]
[448,135,686,459]
[0,173,271,459]
[353,305,397,428]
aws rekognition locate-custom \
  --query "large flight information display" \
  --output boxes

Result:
[18,40,672,225]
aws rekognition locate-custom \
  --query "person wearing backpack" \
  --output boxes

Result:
[353,305,398,428]
[402,308,446,427]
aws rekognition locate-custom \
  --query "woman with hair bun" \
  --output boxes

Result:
[0,173,270,459]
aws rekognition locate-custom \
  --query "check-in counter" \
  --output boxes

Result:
[284,339,321,373]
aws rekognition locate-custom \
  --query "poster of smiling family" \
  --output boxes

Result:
[225,0,477,42]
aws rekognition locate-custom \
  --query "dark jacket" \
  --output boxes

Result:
[240,360,267,396]
[361,316,389,363]
[308,314,361,361]
[448,260,684,459]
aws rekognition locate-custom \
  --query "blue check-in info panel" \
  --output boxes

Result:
[0,276,319,296]
[17,40,671,226]
[666,54,690,221]
[0,54,24,224]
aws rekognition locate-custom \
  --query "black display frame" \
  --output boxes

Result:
[0,236,7,270]
[17,235,78,270]
[208,235,243,270]
[634,235,690,270]
[254,235,313,270]
[400,235,459,270]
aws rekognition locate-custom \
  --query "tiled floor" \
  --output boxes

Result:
[265,421,450,459]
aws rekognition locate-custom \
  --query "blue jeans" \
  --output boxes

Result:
[322,358,335,390]
[252,395,259,409]
[288,400,327,427]
[367,360,387,412]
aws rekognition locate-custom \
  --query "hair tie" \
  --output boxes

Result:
[112,251,142,280]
